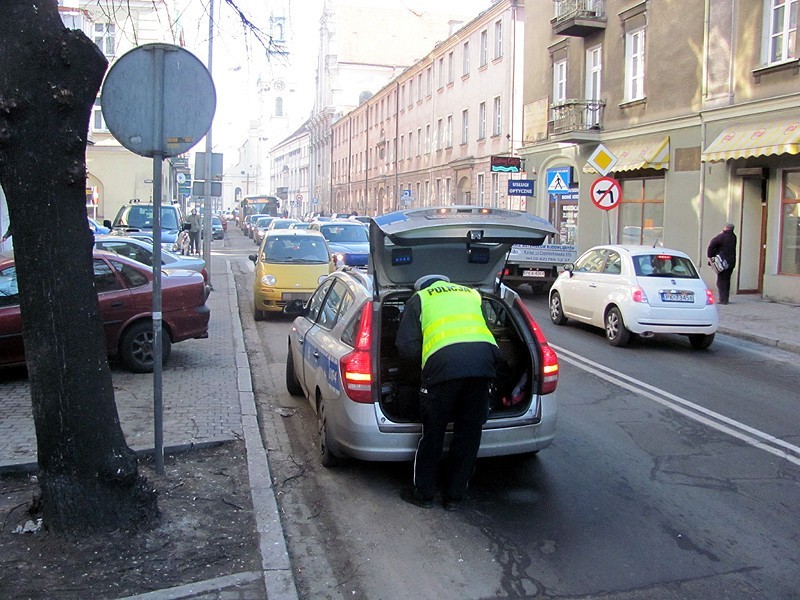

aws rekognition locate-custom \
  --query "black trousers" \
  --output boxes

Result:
[413,377,491,501]
[716,267,733,304]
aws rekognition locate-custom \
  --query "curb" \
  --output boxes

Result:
[717,326,800,355]
[227,260,299,600]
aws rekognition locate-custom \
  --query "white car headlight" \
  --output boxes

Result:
[261,274,277,286]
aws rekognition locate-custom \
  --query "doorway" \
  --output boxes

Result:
[738,175,767,294]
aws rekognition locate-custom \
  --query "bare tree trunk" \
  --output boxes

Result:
[0,0,158,533]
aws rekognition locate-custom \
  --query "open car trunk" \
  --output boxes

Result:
[377,290,536,423]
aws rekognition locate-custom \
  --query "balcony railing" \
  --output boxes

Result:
[549,99,605,137]
[552,0,606,37]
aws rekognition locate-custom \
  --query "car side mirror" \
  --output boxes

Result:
[103,219,112,228]
[564,263,575,277]
[248,254,258,264]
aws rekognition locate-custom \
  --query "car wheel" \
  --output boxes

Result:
[119,321,172,373]
[285,345,303,396]
[318,399,340,468]
[549,292,568,325]
[605,306,631,347]
[689,333,715,350]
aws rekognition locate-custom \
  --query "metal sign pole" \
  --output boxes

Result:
[151,45,166,476]
[203,0,215,287]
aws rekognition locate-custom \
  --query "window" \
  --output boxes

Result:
[625,28,646,101]
[408,131,413,159]
[446,178,451,202]
[779,170,800,274]
[275,97,284,117]
[417,73,423,101]
[408,79,414,106]
[553,59,567,106]
[446,115,453,147]
[480,30,488,67]
[417,127,422,155]
[438,57,445,88]
[463,41,470,75]
[426,124,431,152]
[462,109,469,144]
[491,173,500,206]
[427,66,433,96]
[436,179,442,202]
[618,178,665,246]
[448,51,455,83]
[477,173,485,205]
[767,0,798,64]
[270,16,286,42]
[94,259,123,293]
[437,118,443,150]
[92,99,107,131]
[478,102,487,139]
[494,20,503,59]
[585,45,603,127]
[400,135,405,160]
[94,22,115,56]
[493,96,501,136]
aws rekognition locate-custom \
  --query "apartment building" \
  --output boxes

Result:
[270,121,312,218]
[58,0,181,222]
[329,0,525,216]
[518,0,800,303]
[309,0,481,215]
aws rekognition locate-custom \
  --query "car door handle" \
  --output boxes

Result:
[111,301,123,307]
[312,351,319,358]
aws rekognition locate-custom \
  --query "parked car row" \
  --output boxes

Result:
[0,250,210,373]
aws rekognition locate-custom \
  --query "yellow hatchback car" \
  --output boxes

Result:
[249,229,334,320]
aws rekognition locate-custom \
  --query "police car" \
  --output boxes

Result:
[284,206,560,466]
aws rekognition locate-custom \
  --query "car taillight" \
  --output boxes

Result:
[631,287,648,303]
[705,289,716,305]
[514,298,559,395]
[340,303,374,403]
[201,268,209,283]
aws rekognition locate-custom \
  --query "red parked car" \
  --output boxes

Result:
[0,251,210,372]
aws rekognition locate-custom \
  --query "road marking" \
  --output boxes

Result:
[553,345,800,466]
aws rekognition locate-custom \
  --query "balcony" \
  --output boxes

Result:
[551,0,607,37]
[549,99,605,141]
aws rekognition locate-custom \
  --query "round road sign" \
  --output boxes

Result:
[590,176,622,211]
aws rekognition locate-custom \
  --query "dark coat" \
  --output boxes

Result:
[707,228,737,269]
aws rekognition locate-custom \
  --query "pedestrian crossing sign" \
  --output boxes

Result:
[546,167,572,195]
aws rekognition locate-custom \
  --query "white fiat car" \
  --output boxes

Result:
[549,245,719,349]
[284,206,561,466]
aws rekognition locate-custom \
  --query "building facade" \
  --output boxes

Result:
[518,0,800,303]
[270,121,312,218]
[329,0,526,216]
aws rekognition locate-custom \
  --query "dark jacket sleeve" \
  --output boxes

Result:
[707,232,723,259]
[395,293,422,363]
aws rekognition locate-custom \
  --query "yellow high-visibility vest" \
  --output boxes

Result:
[418,281,496,367]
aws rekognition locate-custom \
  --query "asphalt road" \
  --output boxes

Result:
[227,230,800,600]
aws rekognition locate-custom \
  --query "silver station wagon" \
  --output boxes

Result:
[284,206,560,466]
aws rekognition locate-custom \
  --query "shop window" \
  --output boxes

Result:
[618,177,664,246]
[779,170,800,275]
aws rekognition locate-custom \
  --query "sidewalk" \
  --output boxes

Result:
[0,250,298,600]
[1,252,799,599]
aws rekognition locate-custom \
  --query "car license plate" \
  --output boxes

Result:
[660,291,694,303]
[523,269,546,278]
[282,292,311,301]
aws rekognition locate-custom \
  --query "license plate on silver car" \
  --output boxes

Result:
[660,291,694,303]
[523,269,546,278]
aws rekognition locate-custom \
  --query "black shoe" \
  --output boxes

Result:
[401,488,434,509]
[443,497,462,512]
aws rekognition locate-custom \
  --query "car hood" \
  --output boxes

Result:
[369,206,556,293]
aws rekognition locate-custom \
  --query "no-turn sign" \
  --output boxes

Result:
[590,177,622,211]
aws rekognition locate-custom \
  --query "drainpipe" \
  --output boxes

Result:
[394,81,400,212]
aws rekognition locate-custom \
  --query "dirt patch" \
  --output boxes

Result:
[0,441,260,599]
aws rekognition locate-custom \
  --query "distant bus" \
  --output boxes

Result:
[240,195,280,218]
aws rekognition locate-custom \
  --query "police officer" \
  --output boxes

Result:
[395,274,502,511]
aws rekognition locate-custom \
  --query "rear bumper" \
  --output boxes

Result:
[627,304,718,335]
[168,304,211,342]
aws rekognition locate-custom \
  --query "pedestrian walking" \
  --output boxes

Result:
[186,208,202,255]
[395,274,502,511]
[707,222,737,304]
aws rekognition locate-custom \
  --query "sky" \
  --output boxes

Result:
[178,0,493,165]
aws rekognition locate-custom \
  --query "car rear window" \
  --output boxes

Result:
[320,225,368,243]
[633,254,698,278]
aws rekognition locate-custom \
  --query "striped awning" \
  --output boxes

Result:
[702,119,800,162]
[583,136,670,173]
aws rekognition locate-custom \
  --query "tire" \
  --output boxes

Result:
[254,307,265,321]
[605,306,631,347]
[549,292,568,325]
[689,333,715,350]
[285,345,303,396]
[318,400,340,468]
[119,321,172,373]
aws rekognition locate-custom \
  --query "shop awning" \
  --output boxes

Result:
[583,136,670,173]
[702,119,800,162]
